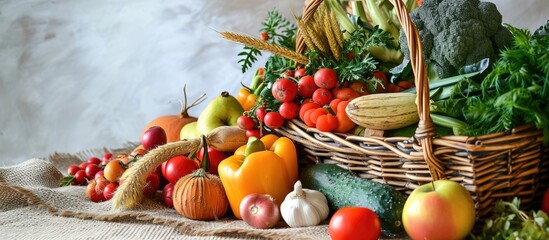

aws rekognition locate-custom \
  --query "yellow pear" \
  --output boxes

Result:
[195,91,244,135]
[179,121,200,140]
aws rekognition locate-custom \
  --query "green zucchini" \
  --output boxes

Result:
[299,163,406,238]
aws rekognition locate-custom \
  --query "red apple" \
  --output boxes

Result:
[542,187,549,214]
[402,180,475,240]
[141,126,167,150]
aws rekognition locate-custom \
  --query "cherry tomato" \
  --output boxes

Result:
[260,32,269,41]
[237,115,256,130]
[196,146,228,175]
[331,87,360,101]
[312,88,333,106]
[349,82,369,95]
[103,182,119,200]
[264,111,285,129]
[294,68,306,78]
[278,101,299,120]
[86,179,106,203]
[299,102,320,121]
[103,159,126,183]
[271,78,298,102]
[78,162,90,170]
[102,152,113,161]
[283,70,295,78]
[85,164,100,180]
[94,170,105,180]
[329,207,381,240]
[255,107,267,122]
[314,68,338,89]
[87,157,102,165]
[67,165,81,176]
[297,75,319,98]
[316,114,338,132]
[161,155,199,183]
[162,183,175,208]
[143,172,160,197]
[74,169,87,183]
[246,129,261,138]
[372,71,389,93]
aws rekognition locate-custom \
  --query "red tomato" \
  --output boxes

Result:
[316,114,338,132]
[312,88,333,106]
[260,32,269,41]
[349,82,369,95]
[294,68,306,78]
[283,70,295,78]
[161,155,199,183]
[86,179,106,203]
[397,80,415,89]
[264,111,285,129]
[246,129,261,138]
[143,172,160,197]
[87,157,102,165]
[74,169,87,183]
[297,75,319,98]
[314,68,338,89]
[162,183,175,208]
[386,83,405,93]
[103,182,118,200]
[299,102,320,121]
[278,101,299,120]
[271,78,298,102]
[197,146,228,175]
[542,187,549,214]
[332,87,360,101]
[255,107,267,122]
[85,164,100,180]
[329,207,381,240]
[372,71,389,93]
[67,165,81,176]
[237,115,256,130]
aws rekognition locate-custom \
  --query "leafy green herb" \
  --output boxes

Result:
[60,176,75,187]
[238,46,262,73]
[236,9,297,73]
[471,198,549,240]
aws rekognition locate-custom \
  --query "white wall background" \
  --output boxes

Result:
[1,0,548,166]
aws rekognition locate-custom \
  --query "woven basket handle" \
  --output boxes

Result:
[298,0,444,180]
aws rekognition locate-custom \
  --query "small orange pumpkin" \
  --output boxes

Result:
[172,136,229,220]
[172,168,229,220]
[142,85,206,142]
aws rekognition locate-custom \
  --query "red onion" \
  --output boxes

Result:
[239,193,281,229]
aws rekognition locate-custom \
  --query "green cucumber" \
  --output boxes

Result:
[299,163,406,238]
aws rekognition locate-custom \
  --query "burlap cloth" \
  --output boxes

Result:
[0,144,332,240]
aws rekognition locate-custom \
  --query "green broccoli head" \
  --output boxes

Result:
[399,0,513,79]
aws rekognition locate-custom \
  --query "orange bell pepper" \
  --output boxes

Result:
[218,135,298,219]
[236,68,264,111]
[236,88,258,111]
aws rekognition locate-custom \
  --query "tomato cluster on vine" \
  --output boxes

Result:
[62,127,230,208]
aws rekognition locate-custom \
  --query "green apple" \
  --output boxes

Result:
[402,180,475,240]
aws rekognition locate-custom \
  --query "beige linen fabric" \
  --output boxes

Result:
[0,150,332,240]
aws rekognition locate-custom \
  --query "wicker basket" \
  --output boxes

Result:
[277,0,549,220]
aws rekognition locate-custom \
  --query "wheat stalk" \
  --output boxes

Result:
[328,10,344,48]
[323,13,341,61]
[220,32,308,65]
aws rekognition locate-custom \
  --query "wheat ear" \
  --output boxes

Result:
[220,32,308,65]
[112,139,200,210]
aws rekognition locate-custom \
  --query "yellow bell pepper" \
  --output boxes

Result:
[218,135,298,219]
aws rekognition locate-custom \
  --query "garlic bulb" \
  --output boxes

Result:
[280,180,329,227]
